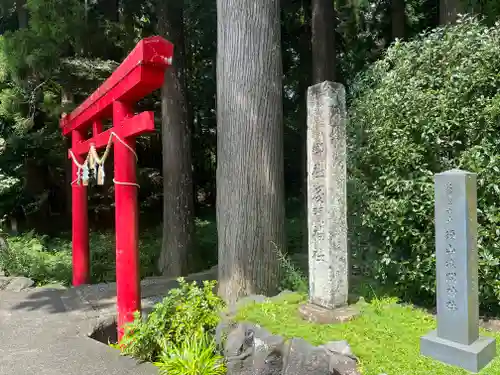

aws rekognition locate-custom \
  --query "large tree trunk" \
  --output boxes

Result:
[157,0,195,277]
[299,0,312,256]
[62,89,75,222]
[440,0,462,24]
[391,0,405,40]
[16,0,28,29]
[216,0,286,303]
[311,0,336,83]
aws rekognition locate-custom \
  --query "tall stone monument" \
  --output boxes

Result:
[421,169,496,373]
[298,81,356,324]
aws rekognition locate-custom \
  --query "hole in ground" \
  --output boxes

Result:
[89,318,118,345]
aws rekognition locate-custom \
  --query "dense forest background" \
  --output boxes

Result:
[0,0,467,234]
[2,0,500,309]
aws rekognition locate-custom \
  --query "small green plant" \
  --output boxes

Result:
[119,278,225,361]
[273,242,308,294]
[154,330,226,375]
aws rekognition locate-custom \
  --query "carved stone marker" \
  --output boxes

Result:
[299,81,357,323]
[420,169,496,373]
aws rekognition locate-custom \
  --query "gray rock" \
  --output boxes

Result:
[320,340,357,361]
[225,323,257,375]
[327,352,360,375]
[4,276,34,291]
[282,338,332,375]
[215,318,238,350]
[0,276,10,289]
[222,323,360,375]
[224,322,250,358]
[251,326,285,375]
[224,322,285,375]
[282,337,360,375]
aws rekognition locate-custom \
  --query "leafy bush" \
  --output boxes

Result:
[154,331,226,375]
[89,230,162,283]
[0,232,72,285]
[0,229,162,285]
[119,278,224,361]
[348,16,500,313]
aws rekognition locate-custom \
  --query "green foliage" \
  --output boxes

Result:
[0,0,473,238]
[2,0,85,82]
[348,16,500,313]
[154,331,226,375]
[88,229,162,283]
[273,243,308,294]
[119,278,225,361]
[0,0,134,230]
[0,229,162,285]
[0,231,72,285]
[0,216,308,291]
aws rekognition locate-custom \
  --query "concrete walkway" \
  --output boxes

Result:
[0,287,157,375]
[0,266,217,375]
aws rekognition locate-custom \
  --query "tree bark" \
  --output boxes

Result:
[16,0,28,29]
[311,0,336,83]
[216,0,286,303]
[62,89,74,221]
[299,1,312,257]
[391,0,405,40]
[157,0,195,277]
[440,0,462,25]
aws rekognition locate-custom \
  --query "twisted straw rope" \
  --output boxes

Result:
[69,131,139,188]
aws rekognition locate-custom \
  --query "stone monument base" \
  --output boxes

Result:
[420,330,496,373]
[298,303,360,324]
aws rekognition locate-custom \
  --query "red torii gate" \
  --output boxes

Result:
[60,36,174,340]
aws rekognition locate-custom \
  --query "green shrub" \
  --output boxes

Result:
[348,16,500,313]
[88,230,162,283]
[119,278,225,361]
[154,331,226,375]
[0,231,72,285]
[0,229,162,286]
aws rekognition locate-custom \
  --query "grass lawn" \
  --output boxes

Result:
[235,292,500,375]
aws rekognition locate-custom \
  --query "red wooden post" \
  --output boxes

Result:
[71,129,90,286]
[113,102,141,340]
[92,120,102,137]
[60,36,174,341]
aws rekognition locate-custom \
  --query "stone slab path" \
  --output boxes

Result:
[0,267,217,375]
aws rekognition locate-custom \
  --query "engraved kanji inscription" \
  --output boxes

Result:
[311,161,326,179]
[446,272,457,283]
[446,182,453,195]
[311,184,325,204]
[445,229,456,241]
[311,140,325,156]
[446,300,458,311]
[446,286,458,298]
[445,257,456,269]
[446,244,456,254]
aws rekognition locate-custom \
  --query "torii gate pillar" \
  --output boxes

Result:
[60,37,174,340]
